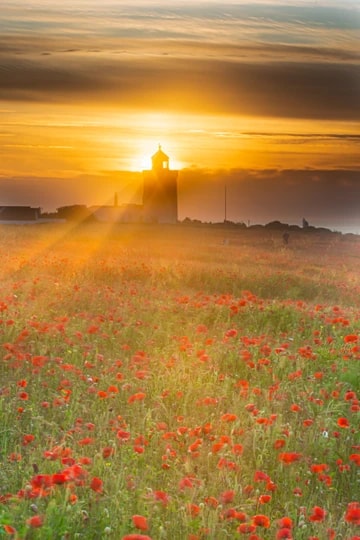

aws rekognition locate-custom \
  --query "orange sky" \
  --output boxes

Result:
[1,1,359,229]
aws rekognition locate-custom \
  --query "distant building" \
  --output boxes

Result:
[56,205,93,222]
[142,145,178,223]
[0,206,41,222]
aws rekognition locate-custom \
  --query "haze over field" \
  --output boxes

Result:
[0,1,359,231]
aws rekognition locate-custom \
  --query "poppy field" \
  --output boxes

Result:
[0,223,359,540]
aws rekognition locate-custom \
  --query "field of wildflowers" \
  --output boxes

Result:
[0,223,359,539]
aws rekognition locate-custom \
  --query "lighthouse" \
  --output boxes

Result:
[142,145,178,223]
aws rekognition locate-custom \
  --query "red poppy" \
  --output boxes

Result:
[220,490,235,504]
[128,392,146,403]
[344,334,358,343]
[204,496,219,508]
[345,502,360,524]
[187,503,201,516]
[278,452,302,464]
[102,446,114,458]
[212,442,224,454]
[132,515,149,531]
[117,430,131,442]
[277,517,293,529]
[153,490,170,506]
[309,506,326,522]
[290,404,301,412]
[252,514,270,527]
[349,453,360,466]
[274,439,286,449]
[26,515,44,528]
[121,535,152,540]
[22,434,35,446]
[90,477,103,493]
[237,523,256,534]
[337,417,350,428]
[52,473,67,485]
[3,525,16,534]
[310,463,329,474]
[276,529,293,539]
[232,444,243,456]
[254,470,271,483]
[179,476,194,490]
[221,413,237,422]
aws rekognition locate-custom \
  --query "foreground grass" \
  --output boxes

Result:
[0,223,359,539]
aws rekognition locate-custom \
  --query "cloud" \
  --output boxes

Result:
[1,0,359,121]
[0,51,359,120]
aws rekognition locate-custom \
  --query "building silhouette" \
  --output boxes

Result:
[142,145,178,223]
[0,206,41,222]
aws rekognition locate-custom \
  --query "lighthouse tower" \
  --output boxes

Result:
[142,145,178,223]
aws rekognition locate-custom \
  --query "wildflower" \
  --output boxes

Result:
[337,417,350,428]
[310,463,329,474]
[187,503,201,516]
[90,477,103,493]
[52,473,67,485]
[345,502,360,525]
[274,439,286,449]
[309,506,326,522]
[179,476,194,490]
[26,515,43,528]
[121,533,152,540]
[290,404,301,412]
[132,515,149,531]
[252,514,270,527]
[254,470,271,483]
[277,517,293,529]
[78,437,94,446]
[221,413,237,422]
[237,523,257,534]
[349,453,360,466]
[204,496,219,508]
[232,443,243,455]
[22,434,35,446]
[102,446,114,458]
[117,430,131,442]
[220,490,235,504]
[344,334,358,343]
[153,490,170,506]
[3,525,17,534]
[276,530,293,539]
[128,392,146,404]
[212,442,224,454]
[278,452,302,464]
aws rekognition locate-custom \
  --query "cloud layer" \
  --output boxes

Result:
[1,1,359,120]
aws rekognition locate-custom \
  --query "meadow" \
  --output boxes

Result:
[0,223,359,540]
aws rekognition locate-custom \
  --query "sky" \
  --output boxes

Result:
[0,0,359,231]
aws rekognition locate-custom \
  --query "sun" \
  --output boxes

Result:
[129,140,183,172]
